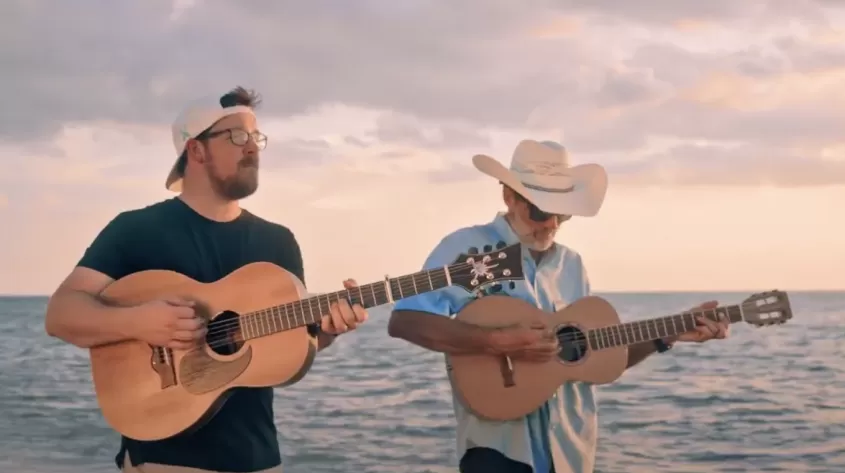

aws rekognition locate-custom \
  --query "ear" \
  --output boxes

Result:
[186,139,207,164]
[501,184,517,208]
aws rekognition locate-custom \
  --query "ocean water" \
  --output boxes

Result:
[1,291,843,473]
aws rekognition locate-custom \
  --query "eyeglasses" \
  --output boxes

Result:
[205,128,268,150]
[515,193,571,223]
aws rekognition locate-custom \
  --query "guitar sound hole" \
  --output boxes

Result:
[556,325,588,363]
[206,310,245,356]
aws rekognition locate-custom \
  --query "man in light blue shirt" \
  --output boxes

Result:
[387,140,729,473]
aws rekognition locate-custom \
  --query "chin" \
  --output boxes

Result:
[525,239,555,252]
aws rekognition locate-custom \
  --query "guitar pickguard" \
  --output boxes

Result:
[178,346,253,395]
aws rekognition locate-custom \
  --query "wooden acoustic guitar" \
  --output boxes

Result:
[447,290,793,421]
[89,241,524,441]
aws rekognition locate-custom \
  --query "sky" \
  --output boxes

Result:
[1,0,843,295]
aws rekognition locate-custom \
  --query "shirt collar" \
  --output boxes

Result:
[491,212,520,244]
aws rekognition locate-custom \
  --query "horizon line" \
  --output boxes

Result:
[2,288,843,298]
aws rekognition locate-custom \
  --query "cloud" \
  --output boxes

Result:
[610,143,845,188]
[371,112,492,150]
[4,0,845,194]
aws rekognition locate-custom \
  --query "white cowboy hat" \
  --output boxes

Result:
[472,139,608,217]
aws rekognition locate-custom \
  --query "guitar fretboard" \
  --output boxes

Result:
[587,305,744,350]
[237,267,452,340]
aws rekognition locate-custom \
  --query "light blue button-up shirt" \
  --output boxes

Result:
[393,212,597,473]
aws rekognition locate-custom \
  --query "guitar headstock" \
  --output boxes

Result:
[740,290,793,327]
[448,241,524,293]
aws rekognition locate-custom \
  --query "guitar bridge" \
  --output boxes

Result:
[499,355,515,387]
[150,346,177,389]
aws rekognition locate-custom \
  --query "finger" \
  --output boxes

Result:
[329,303,349,332]
[695,315,720,333]
[175,307,198,318]
[342,278,358,289]
[336,300,358,329]
[165,297,196,308]
[693,300,718,310]
[320,315,334,333]
[352,305,368,323]
[167,340,195,350]
[177,317,204,331]
[172,330,200,342]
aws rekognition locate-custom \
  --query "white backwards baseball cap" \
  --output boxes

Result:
[165,95,257,192]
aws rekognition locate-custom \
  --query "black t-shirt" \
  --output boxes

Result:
[77,197,307,472]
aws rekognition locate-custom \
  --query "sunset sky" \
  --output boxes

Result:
[1,1,843,295]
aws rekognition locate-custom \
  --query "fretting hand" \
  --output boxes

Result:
[672,300,730,344]
[320,279,369,335]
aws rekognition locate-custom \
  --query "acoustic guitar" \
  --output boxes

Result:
[89,241,524,441]
[447,290,793,421]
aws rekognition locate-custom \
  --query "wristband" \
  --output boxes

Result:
[653,338,673,353]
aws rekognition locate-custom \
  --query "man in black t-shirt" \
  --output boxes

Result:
[44,86,369,473]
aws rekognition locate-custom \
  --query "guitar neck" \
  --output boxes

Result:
[587,304,744,351]
[238,267,453,340]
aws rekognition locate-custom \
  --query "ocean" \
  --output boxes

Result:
[1,291,842,473]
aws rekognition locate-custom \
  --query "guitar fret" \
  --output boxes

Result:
[587,304,746,351]
[261,311,268,336]
[232,242,527,342]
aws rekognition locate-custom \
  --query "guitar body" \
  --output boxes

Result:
[89,262,317,441]
[447,295,628,421]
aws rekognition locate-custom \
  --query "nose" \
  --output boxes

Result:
[243,137,259,154]
[539,217,560,230]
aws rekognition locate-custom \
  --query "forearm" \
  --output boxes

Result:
[316,331,336,351]
[626,341,658,369]
[387,310,497,355]
[44,288,138,348]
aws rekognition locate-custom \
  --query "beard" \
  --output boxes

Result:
[207,156,259,201]
[506,213,557,252]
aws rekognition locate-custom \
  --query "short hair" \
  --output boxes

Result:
[174,86,263,175]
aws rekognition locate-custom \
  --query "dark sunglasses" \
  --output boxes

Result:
[514,193,571,223]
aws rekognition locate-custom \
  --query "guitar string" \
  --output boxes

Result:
[196,257,760,341]
[194,295,744,353]
[179,307,749,379]
[185,306,745,362]
[191,236,747,344]
[198,259,487,338]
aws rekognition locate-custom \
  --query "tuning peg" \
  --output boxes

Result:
[483,244,493,253]
[508,282,516,290]
[489,283,503,293]
[467,247,478,254]
[495,241,507,249]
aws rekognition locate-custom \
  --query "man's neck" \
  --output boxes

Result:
[178,190,242,222]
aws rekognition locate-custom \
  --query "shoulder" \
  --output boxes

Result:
[557,242,585,266]
[433,223,494,251]
[109,199,182,228]
[555,242,591,294]
[243,210,295,237]
[420,223,497,269]
[92,200,176,237]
